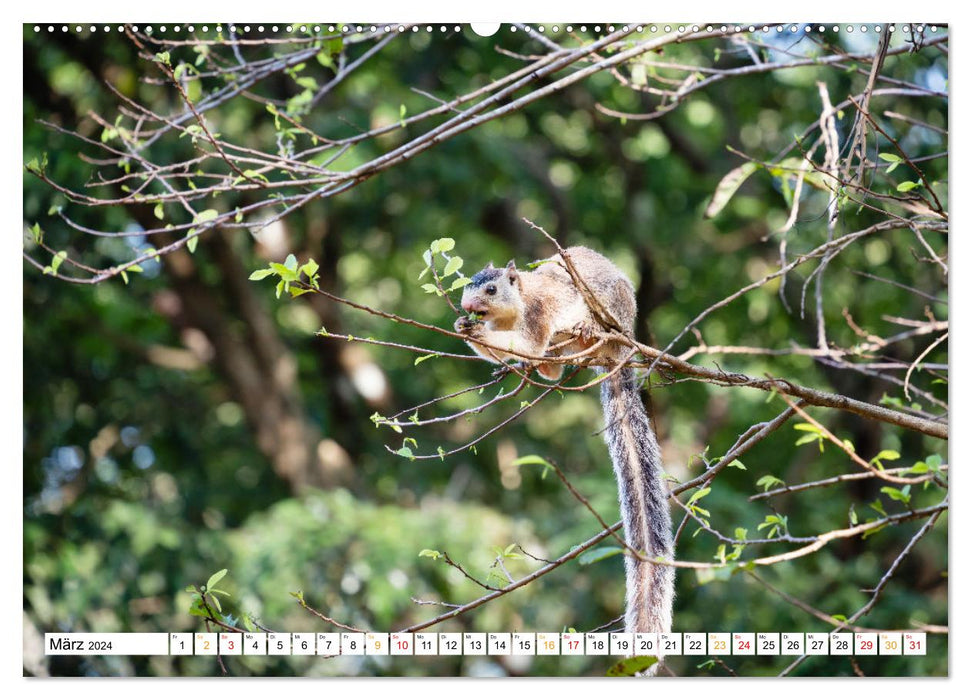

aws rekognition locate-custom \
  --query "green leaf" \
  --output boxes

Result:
[240,613,255,633]
[430,238,455,254]
[186,209,219,252]
[512,455,554,479]
[249,268,275,281]
[756,475,785,492]
[188,597,209,618]
[414,353,440,366]
[154,202,164,220]
[370,412,403,434]
[869,449,900,469]
[194,209,219,225]
[606,656,658,677]
[878,152,903,163]
[396,446,415,461]
[50,250,67,275]
[686,486,711,506]
[880,485,911,506]
[316,50,334,69]
[418,549,442,560]
[897,180,920,192]
[448,277,472,292]
[443,256,463,277]
[705,162,759,218]
[757,514,787,538]
[270,262,298,281]
[206,569,228,591]
[180,124,203,140]
[795,433,823,450]
[578,546,624,566]
[233,169,270,186]
[154,51,171,66]
[728,459,746,470]
[25,153,49,176]
[301,258,319,278]
[326,36,344,56]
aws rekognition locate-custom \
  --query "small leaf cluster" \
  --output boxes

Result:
[791,422,850,453]
[714,527,748,564]
[686,486,712,532]
[186,568,232,619]
[418,237,472,296]
[492,543,524,562]
[249,254,320,298]
[756,513,788,539]
[878,152,922,193]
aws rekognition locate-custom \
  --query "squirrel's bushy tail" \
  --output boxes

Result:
[600,366,674,638]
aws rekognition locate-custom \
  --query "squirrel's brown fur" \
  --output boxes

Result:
[456,246,675,660]
[455,246,635,378]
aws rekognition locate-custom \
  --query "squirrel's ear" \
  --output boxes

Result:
[505,259,517,272]
[486,261,495,269]
[506,260,519,285]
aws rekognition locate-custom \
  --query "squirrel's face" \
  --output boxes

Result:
[460,261,523,322]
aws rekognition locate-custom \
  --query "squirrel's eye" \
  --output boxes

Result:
[485,285,497,295]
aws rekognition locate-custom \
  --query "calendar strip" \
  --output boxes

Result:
[45,631,928,657]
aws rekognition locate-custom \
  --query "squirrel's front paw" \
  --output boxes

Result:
[454,315,482,335]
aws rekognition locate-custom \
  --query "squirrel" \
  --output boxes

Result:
[455,246,675,645]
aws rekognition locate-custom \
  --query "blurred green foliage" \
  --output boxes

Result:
[23,24,947,676]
